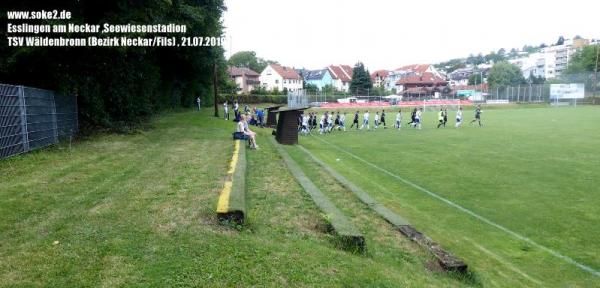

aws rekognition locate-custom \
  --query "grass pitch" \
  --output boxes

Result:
[297,105,600,286]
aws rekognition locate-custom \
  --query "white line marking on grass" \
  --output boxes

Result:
[306,146,538,284]
[310,135,600,277]
[463,237,543,285]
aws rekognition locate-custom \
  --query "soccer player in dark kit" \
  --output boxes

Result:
[350,110,360,129]
[381,110,387,129]
[443,107,448,127]
[470,105,483,127]
[437,108,444,128]
[407,108,417,127]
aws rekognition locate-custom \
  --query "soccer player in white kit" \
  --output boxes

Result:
[414,108,423,130]
[360,110,370,130]
[374,112,380,129]
[327,112,334,133]
[395,110,402,130]
[319,113,326,134]
[455,107,463,128]
[339,112,347,131]
[301,114,310,134]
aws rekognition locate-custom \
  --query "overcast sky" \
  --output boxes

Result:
[222,0,598,71]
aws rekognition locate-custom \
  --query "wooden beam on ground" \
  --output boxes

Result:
[271,138,365,252]
[298,145,468,273]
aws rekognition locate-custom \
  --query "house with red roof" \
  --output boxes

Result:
[327,65,353,92]
[370,70,389,88]
[396,73,447,90]
[259,63,303,93]
[385,64,447,94]
[227,67,260,94]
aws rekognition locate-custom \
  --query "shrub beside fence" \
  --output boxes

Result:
[0,84,78,159]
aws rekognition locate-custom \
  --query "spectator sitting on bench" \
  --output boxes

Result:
[239,115,258,149]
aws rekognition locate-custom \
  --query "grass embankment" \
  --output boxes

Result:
[1,109,472,287]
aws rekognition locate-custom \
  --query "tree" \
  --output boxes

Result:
[539,43,547,49]
[476,53,485,65]
[556,36,565,46]
[528,72,546,84]
[522,45,539,54]
[487,61,526,87]
[228,51,260,71]
[227,51,277,73]
[497,48,506,56]
[466,53,489,65]
[349,62,373,95]
[468,73,483,85]
[372,86,390,96]
[435,58,465,73]
[321,84,345,96]
[304,83,319,93]
[220,79,240,94]
[565,45,599,74]
[485,52,505,64]
[0,0,227,128]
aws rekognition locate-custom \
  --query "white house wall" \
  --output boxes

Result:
[282,78,303,92]
[259,66,283,91]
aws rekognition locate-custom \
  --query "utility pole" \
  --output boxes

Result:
[595,44,599,97]
[213,61,219,118]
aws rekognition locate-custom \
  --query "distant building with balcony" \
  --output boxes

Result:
[542,37,589,76]
[510,52,556,79]
[509,37,590,79]
[228,67,260,94]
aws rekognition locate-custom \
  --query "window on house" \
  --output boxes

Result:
[275,80,279,84]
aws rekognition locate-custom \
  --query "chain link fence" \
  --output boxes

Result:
[1,84,78,159]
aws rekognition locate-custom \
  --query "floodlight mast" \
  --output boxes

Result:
[595,44,599,97]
